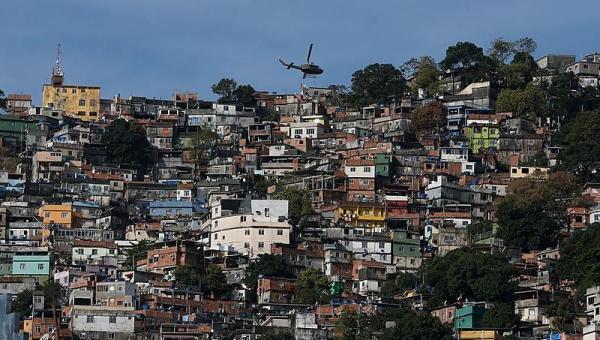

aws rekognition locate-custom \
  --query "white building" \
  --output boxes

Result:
[210,199,291,258]
[289,122,324,139]
[70,305,135,340]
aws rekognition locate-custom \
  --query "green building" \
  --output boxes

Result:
[465,124,499,153]
[375,154,394,178]
[454,304,486,330]
[11,254,50,284]
[391,231,421,269]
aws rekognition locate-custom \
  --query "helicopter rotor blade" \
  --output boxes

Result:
[307,43,313,63]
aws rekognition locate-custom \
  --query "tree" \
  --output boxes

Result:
[483,302,519,329]
[422,248,515,307]
[411,101,446,136]
[201,264,232,298]
[496,172,579,251]
[488,37,537,64]
[496,53,538,90]
[545,298,577,332]
[556,109,600,182]
[272,186,314,228]
[233,84,257,107]
[495,85,547,119]
[0,89,6,110]
[125,240,153,270]
[441,41,497,83]
[174,265,201,287]
[41,280,66,339]
[191,126,219,180]
[295,269,330,304]
[466,220,494,241]
[262,330,294,340]
[12,289,33,316]
[212,78,237,103]
[350,63,406,108]
[335,311,364,340]
[381,272,418,297]
[558,224,600,298]
[101,119,154,174]
[244,254,295,302]
[376,309,453,340]
[411,56,442,98]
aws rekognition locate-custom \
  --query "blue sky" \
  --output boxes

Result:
[2,0,599,104]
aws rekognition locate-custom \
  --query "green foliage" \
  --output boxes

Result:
[12,289,33,315]
[496,53,538,90]
[261,330,294,340]
[410,56,442,97]
[545,298,577,331]
[326,85,350,107]
[212,78,257,106]
[125,240,153,270]
[335,311,364,340]
[482,302,519,329]
[556,109,600,182]
[558,224,600,298]
[191,126,219,177]
[467,220,494,239]
[379,310,453,340]
[243,254,295,303]
[0,89,6,110]
[441,41,497,83]
[380,272,418,297]
[422,248,515,307]
[233,84,257,107]
[101,119,153,172]
[174,265,201,287]
[488,37,537,63]
[294,269,330,304]
[495,84,546,119]
[350,63,406,108]
[41,280,66,308]
[411,101,446,136]
[251,175,276,198]
[201,264,232,298]
[496,172,578,251]
[272,186,314,227]
[212,78,238,103]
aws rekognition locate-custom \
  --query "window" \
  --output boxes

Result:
[90,99,96,107]
[92,249,98,255]
[306,128,315,135]
[379,242,385,249]
[72,89,77,94]
[19,264,25,270]
[79,99,86,106]
[38,264,44,270]
[214,233,218,240]
[241,216,247,222]
[362,241,368,248]
[244,242,250,248]
[61,212,68,219]
[350,167,356,172]
[258,229,264,235]
[258,242,264,248]
[522,168,530,174]
[87,315,94,323]
[35,325,41,333]
[277,229,283,235]
[364,167,371,172]
[245,229,250,235]
[109,315,117,323]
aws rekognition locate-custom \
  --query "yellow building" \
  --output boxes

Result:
[42,83,101,121]
[41,45,101,121]
[336,202,387,229]
[458,330,502,340]
[38,203,73,229]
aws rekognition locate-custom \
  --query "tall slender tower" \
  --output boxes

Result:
[51,43,64,86]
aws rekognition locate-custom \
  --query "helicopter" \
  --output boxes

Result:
[279,43,324,79]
